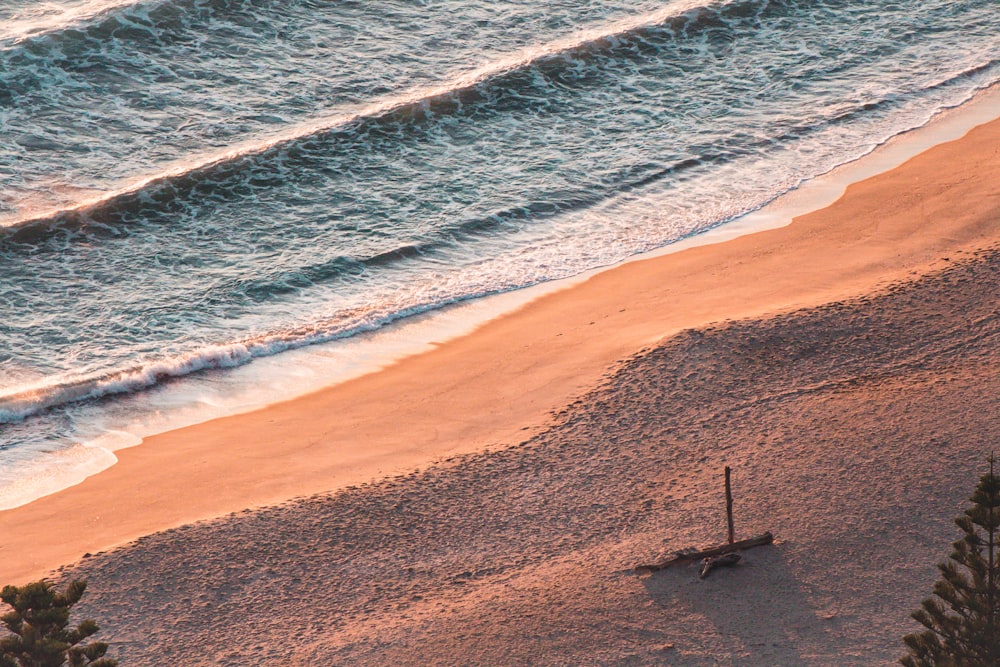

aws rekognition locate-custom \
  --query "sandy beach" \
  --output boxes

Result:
[2,112,999,664]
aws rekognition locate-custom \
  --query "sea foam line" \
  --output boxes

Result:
[0,0,728,232]
[0,288,513,424]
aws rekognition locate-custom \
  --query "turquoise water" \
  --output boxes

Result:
[1,0,998,500]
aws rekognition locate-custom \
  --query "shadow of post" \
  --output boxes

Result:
[641,544,839,666]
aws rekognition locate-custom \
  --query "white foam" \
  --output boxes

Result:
[0,441,117,511]
[0,344,256,423]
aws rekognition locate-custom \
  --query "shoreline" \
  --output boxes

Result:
[7,83,998,512]
[0,85,1000,511]
[95,85,1000,432]
[0,84,1000,511]
[1,108,999,586]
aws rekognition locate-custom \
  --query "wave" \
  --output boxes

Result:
[0,284,506,424]
[0,0,327,49]
[437,154,726,242]
[218,246,440,305]
[0,0,763,236]
[3,0,996,246]
[0,0,153,45]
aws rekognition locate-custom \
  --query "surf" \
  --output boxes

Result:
[0,0,751,233]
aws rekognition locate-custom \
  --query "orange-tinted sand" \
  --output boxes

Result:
[2,116,998,587]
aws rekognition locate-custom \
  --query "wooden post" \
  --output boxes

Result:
[634,463,776,575]
[725,466,734,545]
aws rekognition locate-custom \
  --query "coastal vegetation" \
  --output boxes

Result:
[0,579,116,667]
[902,459,1000,666]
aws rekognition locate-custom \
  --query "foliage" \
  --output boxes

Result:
[901,457,1000,667]
[0,579,116,667]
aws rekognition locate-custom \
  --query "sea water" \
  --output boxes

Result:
[1,0,998,508]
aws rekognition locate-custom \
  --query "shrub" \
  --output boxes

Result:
[901,457,1000,666]
[0,579,116,667]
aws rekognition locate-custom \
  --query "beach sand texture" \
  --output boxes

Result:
[2,116,999,664]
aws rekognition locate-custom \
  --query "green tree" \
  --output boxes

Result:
[901,457,1000,666]
[0,579,116,667]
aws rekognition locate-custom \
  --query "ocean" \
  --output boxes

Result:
[1,0,998,509]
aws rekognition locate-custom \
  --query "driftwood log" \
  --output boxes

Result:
[634,531,774,574]
[699,552,741,579]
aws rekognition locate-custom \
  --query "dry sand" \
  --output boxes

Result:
[65,244,1000,665]
[1,115,998,664]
